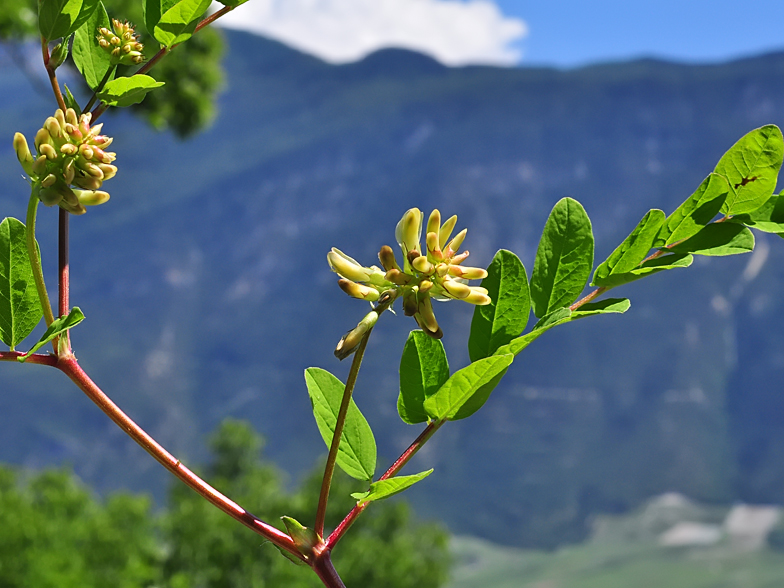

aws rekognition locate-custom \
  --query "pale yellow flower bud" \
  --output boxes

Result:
[438,215,457,249]
[395,208,422,256]
[338,279,380,301]
[447,265,488,280]
[74,189,110,206]
[335,311,378,360]
[13,133,34,176]
[446,228,467,255]
[411,255,434,275]
[327,248,373,282]
[441,279,471,299]
[426,209,441,236]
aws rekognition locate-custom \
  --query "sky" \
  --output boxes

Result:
[216,0,784,68]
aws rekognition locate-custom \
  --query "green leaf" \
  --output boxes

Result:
[305,368,376,481]
[351,470,434,504]
[593,209,664,285]
[63,85,82,115]
[398,331,449,425]
[39,0,99,40]
[19,307,84,361]
[281,516,319,556]
[423,354,513,421]
[571,298,631,319]
[97,75,165,107]
[731,190,784,233]
[716,125,784,216]
[655,174,729,246]
[468,249,530,361]
[153,0,212,47]
[592,253,693,288]
[72,1,114,91]
[218,0,250,7]
[668,223,754,256]
[494,307,572,356]
[531,197,594,318]
[0,218,43,350]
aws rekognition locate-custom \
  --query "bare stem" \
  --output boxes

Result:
[57,209,71,355]
[312,552,346,588]
[41,38,66,112]
[569,286,608,311]
[83,66,116,113]
[326,419,443,549]
[0,352,57,366]
[314,331,372,537]
[55,357,303,561]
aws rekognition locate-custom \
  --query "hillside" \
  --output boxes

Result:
[2,31,784,546]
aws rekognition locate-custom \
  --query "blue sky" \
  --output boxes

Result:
[500,0,784,66]
[217,0,784,68]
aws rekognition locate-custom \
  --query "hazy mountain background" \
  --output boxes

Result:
[2,30,784,548]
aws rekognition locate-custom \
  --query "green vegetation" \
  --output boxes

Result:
[0,419,450,588]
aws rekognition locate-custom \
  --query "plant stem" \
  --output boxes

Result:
[55,357,304,560]
[312,552,346,588]
[57,209,71,355]
[26,190,55,329]
[326,419,443,549]
[41,38,66,112]
[314,331,372,538]
[83,66,116,113]
[0,352,57,366]
[91,5,235,123]
[569,286,607,311]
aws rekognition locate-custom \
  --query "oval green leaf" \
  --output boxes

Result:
[72,1,114,91]
[593,209,664,284]
[656,173,729,246]
[0,218,43,350]
[305,368,376,481]
[531,197,594,318]
[668,222,754,256]
[592,253,693,288]
[423,354,513,421]
[731,190,784,233]
[153,0,212,47]
[98,75,165,107]
[716,125,784,216]
[39,0,99,40]
[351,470,434,505]
[398,331,449,425]
[571,298,631,319]
[468,249,530,362]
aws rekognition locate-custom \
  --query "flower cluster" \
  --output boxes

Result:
[14,108,116,215]
[328,208,491,357]
[97,20,145,66]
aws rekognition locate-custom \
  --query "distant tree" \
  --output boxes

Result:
[0,466,161,588]
[0,0,223,137]
[0,420,450,588]
[164,419,451,588]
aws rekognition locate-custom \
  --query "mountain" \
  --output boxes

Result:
[2,31,784,547]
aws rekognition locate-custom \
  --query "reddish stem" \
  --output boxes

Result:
[569,286,607,311]
[0,352,58,366]
[312,552,346,588]
[41,38,66,112]
[326,420,442,549]
[58,209,71,354]
[55,356,303,560]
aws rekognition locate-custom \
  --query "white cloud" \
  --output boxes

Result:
[215,0,528,66]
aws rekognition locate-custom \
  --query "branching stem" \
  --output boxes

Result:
[326,419,443,549]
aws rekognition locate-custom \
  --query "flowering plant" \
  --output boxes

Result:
[2,1,784,587]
